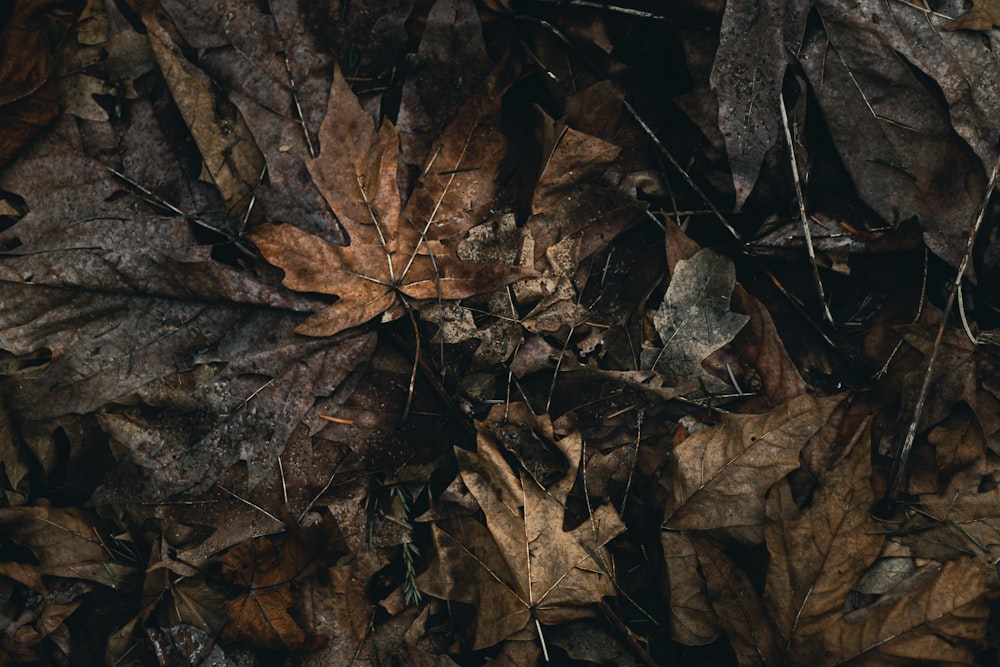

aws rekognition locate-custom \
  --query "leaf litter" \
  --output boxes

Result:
[2,0,1000,665]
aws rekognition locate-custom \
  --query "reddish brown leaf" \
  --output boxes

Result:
[0,0,84,168]
[219,516,342,650]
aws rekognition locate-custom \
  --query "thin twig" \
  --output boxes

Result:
[888,152,1000,500]
[620,409,643,515]
[779,89,834,325]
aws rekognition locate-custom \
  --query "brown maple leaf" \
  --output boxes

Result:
[248,64,532,337]
[417,405,625,650]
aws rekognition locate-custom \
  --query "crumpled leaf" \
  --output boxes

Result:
[249,63,531,337]
[646,247,749,392]
[664,394,842,536]
[418,406,625,650]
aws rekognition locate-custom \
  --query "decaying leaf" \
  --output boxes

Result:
[661,531,721,646]
[897,307,1000,453]
[0,505,136,589]
[418,406,625,650]
[646,247,749,392]
[249,64,531,337]
[664,394,842,536]
[693,536,780,665]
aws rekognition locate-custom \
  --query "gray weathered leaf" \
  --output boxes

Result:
[649,248,749,391]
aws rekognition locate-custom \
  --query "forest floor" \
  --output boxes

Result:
[2,0,1000,665]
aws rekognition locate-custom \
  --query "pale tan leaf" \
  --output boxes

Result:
[664,394,842,533]
[649,248,749,392]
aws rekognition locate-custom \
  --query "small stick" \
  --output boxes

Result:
[889,152,1000,500]
[779,89,834,325]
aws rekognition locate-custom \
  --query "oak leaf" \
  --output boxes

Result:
[417,408,625,650]
[249,64,531,337]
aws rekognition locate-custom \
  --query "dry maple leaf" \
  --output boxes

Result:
[417,406,625,650]
[248,64,532,337]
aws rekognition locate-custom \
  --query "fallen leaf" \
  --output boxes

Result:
[660,531,721,646]
[55,1,155,122]
[693,536,781,665]
[140,7,265,220]
[396,0,490,174]
[219,514,343,650]
[823,559,993,665]
[0,505,135,589]
[763,432,883,665]
[800,1,987,270]
[664,394,842,536]
[945,0,1000,31]
[418,407,625,650]
[897,306,1000,452]
[920,457,1000,564]
[928,403,986,479]
[249,64,531,337]
[710,0,810,207]
[647,247,749,392]
[0,0,84,168]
